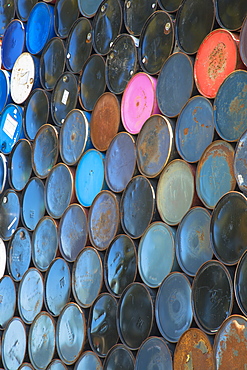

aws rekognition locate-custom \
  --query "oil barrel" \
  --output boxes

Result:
[8,139,32,191]
[0,0,15,37]
[0,103,24,155]
[158,0,182,13]
[234,250,247,316]
[234,129,247,195]
[54,0,79,39]
[47,360,68,370]
[240,15,247,67]
[77,0,102,18]
[0,70,12,114]
[0,188,20,241]
[0,275,16,330]
[103,344,134,370]
[215,0,247,31]
[15,0,37,22]
[2,317,26,369]
[0,153,8,194]
[75,351,103,370]
[123,0,157,36]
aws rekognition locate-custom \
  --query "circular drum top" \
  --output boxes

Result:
[139,11,174,75]
[2,19,26,71]
[240,15,247,67]
[0,0,15,37]
[54,0,79,39]
[75,351,102,370]
[48,359,68,370]
[104,344,135,370]
[214,70,247,142]
[215,0,247,31]
[0,189,20,241]
[0,103,24,155]
[0,275,16,330]
[0,70,11,114]
[175,0,215,54]
[78,0,102,18]
[234,129,247,195]
[158,0,183,13]
[124,0,157,36]
[157,52,194,118]
[15,0,37,22]
[135,337,172,370]
[194,29,241,99]
[235,250,247,316]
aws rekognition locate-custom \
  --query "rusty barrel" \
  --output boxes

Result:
[47,360,67,370]
[234,129,247,195]
[235,250,247,316]
[240,15,247,67]
[77,0,102,18]
[158,0,183,13]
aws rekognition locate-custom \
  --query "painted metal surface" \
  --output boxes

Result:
[15,0,37,21]
[158,0,182,12]
[240,15,247,67]
[2,317,26,369]
[8,139,32,191]
[103,344,134,370]
[75,351,102,370]
[47,360,68,370]
[235,250,247,316]
[0,70,12,114]
[0,103,24,155]
[0,153,8,194]
[234,129,247,195]
[77,0,102,18]
[54,0,79,39]
[0,188,20,240]
[123,0,157,36]
[22,177,45,231]
[215,0,247,31]
[0,0,15,37]
[0,275,16,329]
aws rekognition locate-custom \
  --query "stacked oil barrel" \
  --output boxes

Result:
[1,0,247,369]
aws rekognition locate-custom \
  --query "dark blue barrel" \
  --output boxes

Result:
[175,96,215,163]
[215,0,247,31]
[158,0,183,12]
[0,275,16,329]
[235,250,247,316]
[65,17,92,74]
[124,0,157,36]
[0,189,20,241]
[2,317,26,369]
[75,351,102,370]
[0,103,24,155]
[0,70,12,114]
[8,139,32,191]
[0,0,15,37]
[15,0,37,22]
[0,153,8,194]
[103,344,134,370]
[78,0,103,18]
[54,0,79,39]
[135,337,173,370]
[1,19,26,71]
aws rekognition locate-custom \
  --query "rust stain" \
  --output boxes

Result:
[196,230,204,241]
[207,42,227,81]
[184,128,189,136]
[229,96,246,114]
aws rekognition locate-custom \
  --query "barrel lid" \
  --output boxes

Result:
[215,0,247,31]
[176,207,213,276]
[72,246,103,308]
[106,33,137,94]
[75,351,102,370]
[32,216,58,272]
[56,303,86,365]
[138,222,176,288]
[54,0,79,39]
[211,191,247,265]
[235,250,247,316]
[18,267,44,324]
[40,37,65,91]
[135,337,172,370]
[234,129,247,194]
[0,189,20,241]
[88,293,119,357]
[8,139,32,191]
[0,275,16,329]
[0,153,8,194]
[124,0,157,36]
[175,95,214,163]
[156,52,194,118]
[121,175,155,239]
[104,234,137,297]
[0,69,11,114]
[192,260,233,334]
[19,363,34,370]
[79,53,106,112]
[65,17,92,74]
[28,311,56,370]
[15,0,37,22]
[175,0,215,54]
[173,328,215,370]
[158,0,183,13]
[51,72,78,126]
[104,344,135,370]
[75,149,106,208]
[47,359,68,370]
[0,103,24,155]
[2,19,25,71]
[78,0,102,18]
[92,0,122,55]
[105,132,136,193]
[2,317,26,369]
[156,272,193,342]
[240,15,247,67]
[58,203,88,262]
[0,0,15,37]
[90,92,120,152]
[44,257,71,316]
[139,10,174,75]
[7,227,31,282]
[121,72,159,134]
[136,114,175,178]
[196,140,235,209]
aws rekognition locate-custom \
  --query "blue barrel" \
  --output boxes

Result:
[0,103,24,155]
[0,153,8,194]
[135,337,173,370]
[18,363,34,370]
[0,237,6,279]
[235,250,247,316]
[0,70,12,114]
[0,275,16,329]
[2,19,26,70]
[75,351,102,370]
[234,129,247,195]
[48,360,68,370]
[0,189,20,241]
[77,0,102,18]
[8,139,32,191]
[2,317,26,369]
[175,96,215,163]
[15,0,38,22]
[104,344,134,370]
[0,0,15,37]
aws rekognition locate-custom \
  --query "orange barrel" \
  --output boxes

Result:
[32,124,59,179]
[240,15,247,67]
[90,92,120,152]
[51,72,78,126]
[18,267,44,324]
[0,0,15,37]
[8,139,32,191]
[136,114,177,178]
[121,72,160,134]
[175,0,215,54]
[196,140,235,209]
[88,293,119,357]
[78,0,102,18]
[117,282,154,350]
[211,191,247,266]
[40,37,66,91]
[47,360,68,370]
[173,328,215,370]
[158,0,183,12]
[155,272,193,343]
[44,257,71,317]
[192,260,233,334]
[7,227,31,282]
[157,159,199,226]
[104,234,137,298]
[215,0,247,31]
[0,189,20,241]
[56,303,86,365]
[175,96,214,163]
[2,317,26,369]
[214,70,247,142]
[72,246,103,308]
[0,275,16,330]
[194,29,245,99]
[58,203,88,263]
[135,337,173,370]
[234,129,247,195]
[28,312,56,369]
[21,177,46,231]
[156,52,194,118]
[235,250,247,316]
[54,0,79,39]
[32,216,58,272]
[92,0,122,56]
[123,0,157,36]
[214,315,247,369]
[103,344,135,370]
[65,17,92,74]
[106,33,138,95]
[75,351,102,370]
[139,11,174,75]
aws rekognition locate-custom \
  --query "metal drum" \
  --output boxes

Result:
[0,103,24,155]
[15,0,37,22]
[135,337,173,370]
[156,52,194,118]
[240,15,247,68]
[175,96,215,163]
[75,351,103,370]
[2,317,26,369]
[104,234,137,297]
[158,0,183,12]
[103,344,134,370]
[8,139,32,191]
[0,153,8,194]
[123,0,157,36]
[215,0,247,31]
[192,260,233,334]
[72,246,103,308]
[0,275,16,329]
[0,0,15,37]
[47,360,68,370]
[19,363,34,370]
[0,70,12,114]
[0,189,20,241]
[139,10,174,75]
[155,272,193,343]
[0,238,6,280]
[235,250,247,316]
[77,0,102,18]
[234,129,247,195]
[54,0,79,39]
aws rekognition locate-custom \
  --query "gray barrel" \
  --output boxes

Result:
[135,337,173,370]
[103,344,134,370]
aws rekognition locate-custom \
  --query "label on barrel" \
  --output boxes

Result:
[3,114,18,139]
[61,90,69,105]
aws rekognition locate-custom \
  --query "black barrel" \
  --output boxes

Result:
[124,0,157,36]
[77,0,102,18]
[215,0,247,31]
[15,0,37,22]
[54,0,79,39]
[158,0,183,13]
[0,0,15,37]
